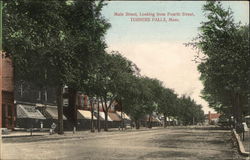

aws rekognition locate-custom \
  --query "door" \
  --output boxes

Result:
[2,103,14,129]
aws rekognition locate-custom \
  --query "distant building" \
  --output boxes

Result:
[205,111,221,125]
[0,54,15,129]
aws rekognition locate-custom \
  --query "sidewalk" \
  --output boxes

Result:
[242,130,250,153]
[2,131,49,138]
[1,125,222,138]
[1,127,164,139]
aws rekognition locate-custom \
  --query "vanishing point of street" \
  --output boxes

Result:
[2,126,244,160]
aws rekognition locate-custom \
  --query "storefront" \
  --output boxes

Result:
[16,104,46,128]
[2,91,15,129]
[1,55,15,129]
[77,110,97,130]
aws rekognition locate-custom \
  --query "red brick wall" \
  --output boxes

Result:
[2,56,14,92]
[1,53,14,128]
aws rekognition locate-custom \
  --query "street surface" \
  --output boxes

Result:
[1,126,246,160]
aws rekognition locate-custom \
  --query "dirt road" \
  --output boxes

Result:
[1,126,245,160]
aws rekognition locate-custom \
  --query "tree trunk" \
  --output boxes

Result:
[90,99,94,132]
[57,86,64,135]
[231,95,236,127]
[121,102,124,131]
[104,110,108,131]
[148,114,152,129]
[97,97,100,132]
[101,98,105,130]
[148,115,150,128]
[235,93,243,123]
[163,114,167,128]
[135,120,140,129]
[103,98,109,131]
[68,87,77,127]
[232,92,243,124]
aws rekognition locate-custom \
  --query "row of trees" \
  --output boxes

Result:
[3,0,205,134]
[4,0,110,134]
[188,2,250,123]
[122,76,205,129]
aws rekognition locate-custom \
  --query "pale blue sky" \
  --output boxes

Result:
[101,1,249,113]
[102,1,249,44]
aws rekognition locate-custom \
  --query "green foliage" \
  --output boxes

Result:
[188,1,250,121]
[84,52,136,101]
[3,0,110,88]
[3,0,110,133]
[4,0,69,86]
[176,95,205,125]
[157,88,177,117]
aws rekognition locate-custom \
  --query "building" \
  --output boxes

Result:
[15,82,57,105]
[205,111,221,125]
[0,53,15,129]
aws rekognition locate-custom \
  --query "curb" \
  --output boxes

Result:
[232,129,250,157]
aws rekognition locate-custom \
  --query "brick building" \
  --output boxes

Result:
[205,111,221,125]
[0,53,15,129]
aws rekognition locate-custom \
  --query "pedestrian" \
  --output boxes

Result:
[51,122,57,134]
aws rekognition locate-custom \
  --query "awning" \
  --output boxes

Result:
[93,111,105,121]
[45,106,67,120]
[17,104,46,119]
[156,117,162,123]
[108,112,122,121]
[99,112,112,121]
[152,117,161,123]
[117,111,131,120]
[245,115,250,119]
[77,110,96,120]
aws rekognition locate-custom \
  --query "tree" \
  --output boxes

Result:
[157,88,177,127]
[176,95,204,125]
[3,0,110,134]
[86,52,136,131]
[187,1,249,123]
[122,76,146,129]
[4,0,73,134]
[140,77,162,128]
[122,76,160,129]
[65,0,110,132]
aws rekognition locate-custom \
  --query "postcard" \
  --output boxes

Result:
[0,1,249,160]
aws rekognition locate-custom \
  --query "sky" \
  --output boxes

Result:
[101,1,249,114]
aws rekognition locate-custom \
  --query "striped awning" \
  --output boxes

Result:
[108,112,122,121]
[99,112,112,121]
[152,117,161,123]
[45,106,67,120]
[117,111,131,120]
[17,104,46,119]
[77,110,96,120]
[93,111,105,121]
